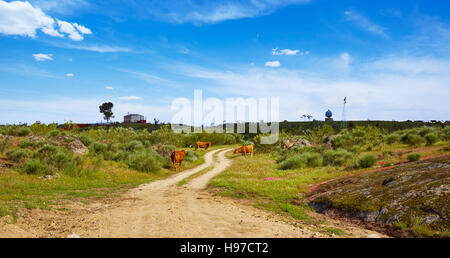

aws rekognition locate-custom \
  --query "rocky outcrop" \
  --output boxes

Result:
[49,136,88,155]
[306,155,450,237]
[281,138,311,149]
[324,135,338,148]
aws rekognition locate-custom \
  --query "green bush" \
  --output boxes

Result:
[156,144,175,158]
[425,133,438,146]
[6,148,30,162]
[385,134,400,145]
[126,150,163,173]
[48,130,60,137]
[400,131,424,146]
[358,154,377,168]
[184,150,199,162]
[350,145,361,154]
[123,140,144,152]
[279,155,307,170]
[323,149,354,166]
[35,144,58,161]
[78,135,94,147]
[92,142,108,154]
[24,159,51,175]
[407,152,421,162]
[53,151,73,169]
[303,152,323,167]
[19,140,32,148]
[419,127,433,137]
[17,127,32,136]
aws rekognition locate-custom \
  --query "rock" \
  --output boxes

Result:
[307,156,450,237]
[67,233,80,238]
[281,138,311,149]
[324,135,338,148]
[49,136,88,155]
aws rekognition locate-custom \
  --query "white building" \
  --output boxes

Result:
[123,113,145,123]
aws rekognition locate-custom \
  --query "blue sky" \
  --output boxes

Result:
[0,0,449,124]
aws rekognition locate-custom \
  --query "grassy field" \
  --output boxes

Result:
[209,142,450,232]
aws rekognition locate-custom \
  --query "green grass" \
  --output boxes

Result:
[209,152,351,223]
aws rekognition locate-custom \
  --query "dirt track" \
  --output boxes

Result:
[0,148,386,238]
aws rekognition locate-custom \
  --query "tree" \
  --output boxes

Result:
[301,114,314,121]
[99,102,114,123]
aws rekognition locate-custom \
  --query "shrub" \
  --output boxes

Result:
[385,134,400,145]
[350,145,362,154]
[0,138,10,153]
[19,140,32,148]
[400,132,424,146]
[279,155,307,170]
[124,140,144,152]
[184,150,199,162]
[419,127,433,137]
[53,151,73,169]
[48,130,60,137]
[382,150,393,159]
[156,144,176,158]
[35,144,58,161]
[92,142,108,155]
[407,152,421,162]
[17,127,32,136]
[6,148,30,162]
[323,149,354,166]
[358,154,377,168]
[78,135,94,147]
[126,150,163,173]
[24,159,50,175]
[303,152,323,167]
[425,133,438,146]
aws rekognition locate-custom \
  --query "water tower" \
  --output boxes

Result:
[325,109,334,121]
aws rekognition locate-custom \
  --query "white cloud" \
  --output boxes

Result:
[72,22,92,35]
[32,53,53,61]
[30,0,90,15]
[105,86,114,90]
[272,48,299,56]
[345,10,388,38]
[61,44,133,53]
[118,96,143,101]
[144,0,311,25]
[0,0,91,40]
[57,20,83,41]
[264,61,281,67]
[66,73,74,77]
[338,52,352,69]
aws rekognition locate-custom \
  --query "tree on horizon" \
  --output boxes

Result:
[99,102,114,123]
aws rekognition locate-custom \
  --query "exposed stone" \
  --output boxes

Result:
[306,155,450,237]
[281,138,311,149]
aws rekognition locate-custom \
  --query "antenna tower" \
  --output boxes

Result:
[341,97,347,129]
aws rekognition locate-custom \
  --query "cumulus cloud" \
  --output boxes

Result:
[105,86,114,90]
[345,10,388,38]
[272,48,298,55]
[0,0,91,40]
[119,96,143,101]
[32,53,53,61]
[264,61,281,67]
[66,73,74,77]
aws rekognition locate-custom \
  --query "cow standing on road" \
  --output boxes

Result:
[195,141,211,151]
[171,150,186,171]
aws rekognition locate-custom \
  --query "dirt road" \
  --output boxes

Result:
[0,148,386,238]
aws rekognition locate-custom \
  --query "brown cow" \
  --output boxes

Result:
[195,141,211,151]
[233,145,254,157]
[171,150,186,171]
